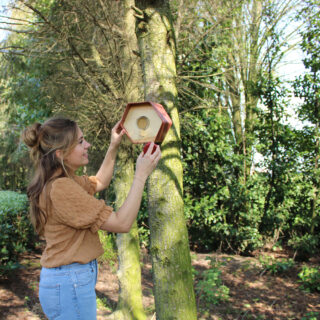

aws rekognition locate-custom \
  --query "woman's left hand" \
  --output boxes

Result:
[110,120,126,148]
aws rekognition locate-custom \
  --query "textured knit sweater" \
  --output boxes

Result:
[39,175,113,268]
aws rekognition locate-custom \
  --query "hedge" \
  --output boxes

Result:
[0,191,36,275]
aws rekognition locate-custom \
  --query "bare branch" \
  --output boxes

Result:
[0,26,33,34]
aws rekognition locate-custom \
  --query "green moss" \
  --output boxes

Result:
[136,2,197,318]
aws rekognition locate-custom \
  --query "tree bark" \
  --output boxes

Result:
[135,1,197,319]
[311,97,319,235]
[111,1,146,319]
[112,142,146,320]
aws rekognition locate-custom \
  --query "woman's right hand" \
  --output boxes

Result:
[101,142,161,233]
[135,142,161,181]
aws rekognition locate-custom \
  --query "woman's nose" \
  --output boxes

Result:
[85,141,91,149]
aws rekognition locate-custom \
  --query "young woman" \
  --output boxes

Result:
[22,117,161,320]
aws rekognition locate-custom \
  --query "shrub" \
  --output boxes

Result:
[184,189,264,254]
[195,257,230,306]
[298,265,320,293]
[259,255,295,275]
[0,130,31,191]
[0,191,35,275]
[301,312,320,320]
[288,234,319,261]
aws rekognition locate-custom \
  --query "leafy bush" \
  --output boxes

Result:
[301,312,320,320]
[298,265,320,293]
[0,191,35,275]
[259,255,295,275]
[184,185,264,254]
[195,257,230,306]
[288,234,319,261]
[0,128,31,192]
[181,109,266,254]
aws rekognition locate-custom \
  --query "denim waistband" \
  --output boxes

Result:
[42,259,97,274]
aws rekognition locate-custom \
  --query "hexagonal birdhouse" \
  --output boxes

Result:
[120,101,172,144]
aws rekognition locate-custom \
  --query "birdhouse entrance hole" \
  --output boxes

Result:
[137,116,150,130]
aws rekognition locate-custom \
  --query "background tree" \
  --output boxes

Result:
[0,3,53,191]
[135,0,197,318]
[1,0,147,317]
[169,0,307,253]
[111,1,146,319]
[292,0,320,259]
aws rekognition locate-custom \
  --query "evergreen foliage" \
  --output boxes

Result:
[298,265,320,292]
[0,191,36,275]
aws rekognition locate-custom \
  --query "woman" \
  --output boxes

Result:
[22,117,161,320]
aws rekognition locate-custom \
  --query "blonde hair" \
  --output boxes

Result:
[22,117,78,235]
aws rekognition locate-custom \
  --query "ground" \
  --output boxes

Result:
[0,247,319,320]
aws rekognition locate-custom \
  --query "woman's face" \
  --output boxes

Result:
[64,127,91,171]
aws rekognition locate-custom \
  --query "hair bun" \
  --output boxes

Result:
[22,122,42,148]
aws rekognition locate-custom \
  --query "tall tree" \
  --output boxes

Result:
[206,0,301,181]
[165,0,312,255]
[1,1,146,317]
[294,0,320,235]
[134,0,197,319]
[112,1,146,319]
[174,0,301,179]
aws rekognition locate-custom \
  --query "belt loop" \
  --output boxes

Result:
[92,259,97,272]
[90,259,94,271]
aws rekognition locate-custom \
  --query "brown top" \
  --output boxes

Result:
[39,175,113,268]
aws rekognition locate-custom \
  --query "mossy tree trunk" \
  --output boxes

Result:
[134,1,197,319]
[111,1,146,319]
[113,142,146,320]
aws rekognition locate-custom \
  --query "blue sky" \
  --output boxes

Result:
[0,0,11,41]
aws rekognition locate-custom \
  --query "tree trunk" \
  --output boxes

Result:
[135,1,197,319]
[112,142,146,320]
[111,1,146,319]
[311,121,319,234]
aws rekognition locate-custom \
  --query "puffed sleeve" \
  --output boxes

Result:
[50,177,113,233]
[73,175,98,195]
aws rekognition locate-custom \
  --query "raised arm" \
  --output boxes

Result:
[95,121,125,192]
[100,142,161,233]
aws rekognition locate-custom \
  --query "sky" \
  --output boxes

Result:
[278,49,305,82]
[0,0,11,42]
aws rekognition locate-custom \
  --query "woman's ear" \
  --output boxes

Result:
[55,149,62,160]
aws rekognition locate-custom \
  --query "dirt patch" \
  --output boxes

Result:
[0,250,319,319]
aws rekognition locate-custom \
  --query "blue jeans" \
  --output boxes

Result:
[39,260,98,320]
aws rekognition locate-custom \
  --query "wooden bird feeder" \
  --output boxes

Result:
[120,101,172,144]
